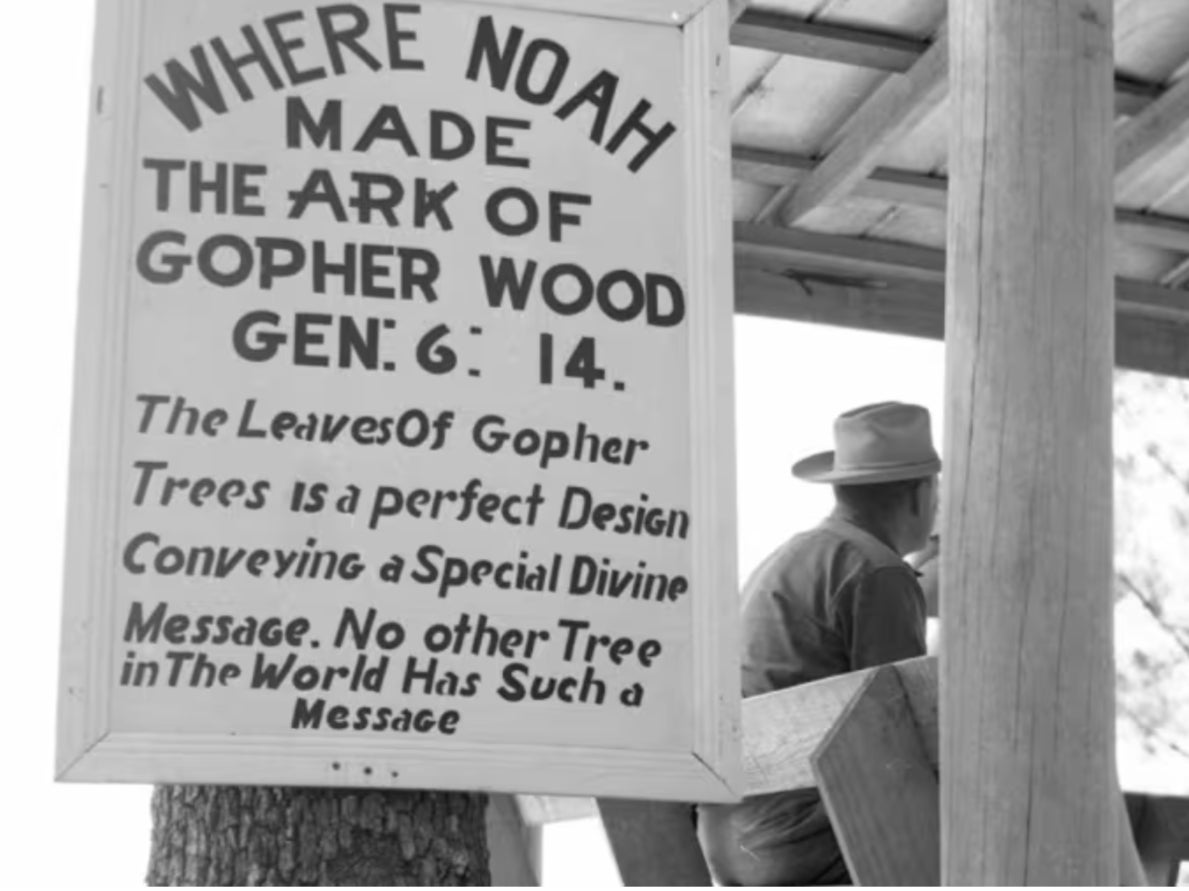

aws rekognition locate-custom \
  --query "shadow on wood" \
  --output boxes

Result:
[596,799,711,886]
[1128,793,1189,886]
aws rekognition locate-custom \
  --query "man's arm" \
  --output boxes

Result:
[836,566,927,670]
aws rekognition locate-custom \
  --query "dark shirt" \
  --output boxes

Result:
[698,515,926,886]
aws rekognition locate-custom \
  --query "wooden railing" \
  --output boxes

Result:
[499,657,1189,885]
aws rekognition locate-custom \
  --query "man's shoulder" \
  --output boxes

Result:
[784,519,904,569]
[819,518,908,572]
[744,520,892,593]
[744,525,829,583]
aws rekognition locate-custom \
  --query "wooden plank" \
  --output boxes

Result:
[515,795,597,825]
[472,0,714,25]
[811,667,940,886]
[1116,78,1172,117]
[728,12,1159,116]
[741,656,937,797]
[1115,209,1189,253]
[945,0,1118,882]
[734,146,949,209]
[732,9,924,73]
[735,224,1189,326]
[504,786,1189,871]
[1139,795,1189,859]
[735,262,1189,380]
[1116,73,1189,205]
[741,653,1185,877]
[596,799,710,886]
[1117,278,1189,322]
[758,33,948,225]
[735,222,946,283]
[1159,255,1189,288]
[741,667,869,797]
[1126,794,1189,884]
[487,794,542,886]
[735,263,945,342]
[734,146,1189,251]
[1121,791,1151,886]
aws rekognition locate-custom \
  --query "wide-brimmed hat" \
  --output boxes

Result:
[792,401,941,484]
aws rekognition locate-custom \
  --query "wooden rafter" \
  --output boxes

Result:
[734,146,1189,252]
[734,222,1189,323]
[736,223,944,283]
[1116,73,1189,207]
[754,32,948,225]
[739,12,1185,226]
[1160,255,1189,288]
[731,8,924,73]
[734,11,1188,232]
[736,262,1189,380]
[732,239,1189,380]
[737,145,940,210]
[1116,210,1189,253]
[729,9,1160,116]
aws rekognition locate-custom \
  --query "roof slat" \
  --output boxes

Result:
[753,32,948,225]
[729,11,1161,116]
[1116,74,1189,206]
[732,9,924,73]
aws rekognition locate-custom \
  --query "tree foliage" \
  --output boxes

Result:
[1113,372,1189,780]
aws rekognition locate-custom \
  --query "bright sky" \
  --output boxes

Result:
[2,3,1183,888]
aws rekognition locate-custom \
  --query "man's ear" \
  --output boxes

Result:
[908,480,924,517]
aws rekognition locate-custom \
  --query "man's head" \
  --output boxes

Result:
[792,401,941,555]
[833,475,938,555]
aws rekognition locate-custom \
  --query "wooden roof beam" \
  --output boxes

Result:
[735,146,1189,252]
[737,145,944,208]
[739,14,1177,225]
[730,10,1161,116]
[1116,73,1189,207]
[731,8,924,73]
[1159,256,1189,288]
[736,222,945,283]
[734,261,1189,380]
[755,32,949,226]
[734,222,1189,325]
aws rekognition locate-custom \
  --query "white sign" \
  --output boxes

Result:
[57,0,740,802]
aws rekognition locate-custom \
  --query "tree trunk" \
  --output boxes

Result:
[147,786,490,886]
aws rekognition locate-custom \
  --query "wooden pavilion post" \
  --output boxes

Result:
[943,1,1119,884]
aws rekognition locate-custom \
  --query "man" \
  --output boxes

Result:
[907,530,942,652]
[698,401,940,885]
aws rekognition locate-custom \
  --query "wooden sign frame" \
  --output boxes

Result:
[56,0,741,803]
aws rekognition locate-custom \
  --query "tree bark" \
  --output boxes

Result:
[147,786,490,887]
